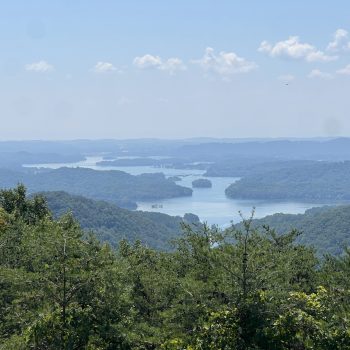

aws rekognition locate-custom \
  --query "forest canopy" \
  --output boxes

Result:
[1,185,350,349]
[42,190,199,250]
[225,161,350,201]
[0,167,193,209]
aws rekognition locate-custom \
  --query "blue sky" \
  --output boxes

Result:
[1,0,350,139]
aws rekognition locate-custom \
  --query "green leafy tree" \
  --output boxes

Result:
[272,286,350,349]
[0,186,131,349]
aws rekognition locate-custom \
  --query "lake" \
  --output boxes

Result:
[25,156,330,228]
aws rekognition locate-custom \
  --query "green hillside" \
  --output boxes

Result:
[0,167,192,209]
[239,205,350,256]
[1,185,350,349]
[42,191,199,250]
[226,161,350,201]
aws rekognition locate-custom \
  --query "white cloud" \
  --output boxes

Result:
[93,61,117,73]
[258,36,337,62]
[308,69,333,80]
[193,47,257,76]
[258,41,273,54]
[159,58,186,74]
[133,54,186,74]
[133,54,162,69]
[278,74,295,82]
[25,60,54,72]
[337,64,350,75]
[327,29,350,52]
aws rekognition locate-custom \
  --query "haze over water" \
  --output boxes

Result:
[27,156,328,227]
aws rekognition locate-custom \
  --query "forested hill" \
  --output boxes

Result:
[239,205,350,256]
[40,190,350,255]
[0,151,84,169]
[1,185,350,348]
[205,159,315,177]
[42,191,199,250]
[176,138,350,161]
[0,167,192,209]
[225,161,350,201]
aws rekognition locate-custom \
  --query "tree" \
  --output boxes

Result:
[0,184,50,224]
[0,187,131,349]
[1,185,349,349]
[172,213,318,349]
[272,286,350,349]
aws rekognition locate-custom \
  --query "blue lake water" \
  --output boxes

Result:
[25,156,330,228]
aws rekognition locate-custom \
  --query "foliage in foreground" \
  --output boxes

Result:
[0,185,350,349]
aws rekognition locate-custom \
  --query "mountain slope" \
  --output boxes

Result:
[225,161,350,201]
[42,191,199,250]
[0,167,192,209]
[240,205,350,255]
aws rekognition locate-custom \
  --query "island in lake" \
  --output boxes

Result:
[192,178,212,188]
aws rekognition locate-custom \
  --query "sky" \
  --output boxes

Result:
[1,0,350,140]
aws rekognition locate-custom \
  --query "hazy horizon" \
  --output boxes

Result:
[0,136,341,142]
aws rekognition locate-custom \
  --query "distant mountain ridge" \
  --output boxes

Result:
[0,137,347,161]
[176,138,350,161]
